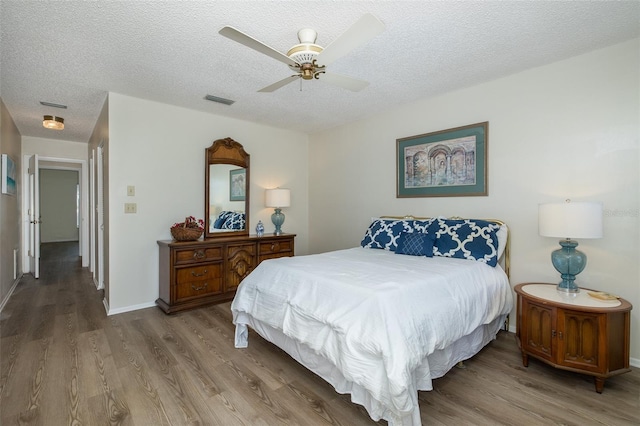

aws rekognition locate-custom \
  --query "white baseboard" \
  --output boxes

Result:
[105,300,157,316]
[93,276,103,290]
[0,274,22,313]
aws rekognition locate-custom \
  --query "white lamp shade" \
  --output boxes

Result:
[539,201,603,239]
[265,188,290,208]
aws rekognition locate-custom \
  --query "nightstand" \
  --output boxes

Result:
[514,283,632,393]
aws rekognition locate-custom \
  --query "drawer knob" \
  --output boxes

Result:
[191,283,208,291]
[191,269,207,277]
[193,250,205,260]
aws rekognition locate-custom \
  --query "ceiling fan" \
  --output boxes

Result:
[219,14,385,93]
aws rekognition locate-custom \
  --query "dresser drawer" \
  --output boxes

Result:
[175,264,222,300]
[174,246,223,265]
[258,239,293,256]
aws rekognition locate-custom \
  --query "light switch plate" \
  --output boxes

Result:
[127,185,135,196]
[124,203,137,214]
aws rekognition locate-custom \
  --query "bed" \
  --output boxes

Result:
[231,216,513,425]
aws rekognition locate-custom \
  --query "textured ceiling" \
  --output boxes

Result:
[1,1,638,143]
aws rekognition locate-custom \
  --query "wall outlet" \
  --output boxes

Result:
[127,185,135,196]
[124,203,137,214]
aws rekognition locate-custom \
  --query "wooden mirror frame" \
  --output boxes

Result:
[205,137,250,239]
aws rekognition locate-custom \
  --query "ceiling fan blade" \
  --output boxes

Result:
[316,14,385,66]
[219,26,298,67]
[258,75,300,92]
[320,72,369,92]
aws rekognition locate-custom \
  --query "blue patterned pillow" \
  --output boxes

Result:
[412,219,436,234]
[396,232,435,257]
[213,211,233,229]
[222,212,245,230]
[432,219,501,266]
[360,219,415,251]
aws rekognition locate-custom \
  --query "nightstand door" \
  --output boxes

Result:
[556,309,604,372]
[521,298,555,363]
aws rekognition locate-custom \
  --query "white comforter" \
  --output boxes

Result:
[231,247,512,422]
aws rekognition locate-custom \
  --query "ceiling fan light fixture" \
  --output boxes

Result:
[287,44,322,65]
[43,115,64,130]
[287,29,323,66]
[219,13,385,93]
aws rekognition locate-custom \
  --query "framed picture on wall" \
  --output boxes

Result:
[1,154,17,195]
[396,122,488,197]
[229,168,246,201]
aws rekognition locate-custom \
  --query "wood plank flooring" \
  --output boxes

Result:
[1,241,638,425]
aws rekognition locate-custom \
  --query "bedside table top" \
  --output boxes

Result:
[518,283,622,308]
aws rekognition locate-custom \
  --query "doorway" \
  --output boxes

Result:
[22,155,89,277]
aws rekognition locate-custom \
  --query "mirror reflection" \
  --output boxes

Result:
[204,137,250,239]
[209,164,246,233]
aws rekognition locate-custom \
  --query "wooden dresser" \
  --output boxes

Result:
[157,233,295,314]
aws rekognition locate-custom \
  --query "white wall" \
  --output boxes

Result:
[39,169,79,243]
[309,39,640,360]
[107,93,309,312]
[0,98,22,310]
[22,136,89,160]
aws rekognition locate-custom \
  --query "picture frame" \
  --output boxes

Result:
[396,122,488,198]
[229,168,246,201]
[1,154,17,196]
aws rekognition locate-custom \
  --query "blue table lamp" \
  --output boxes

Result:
[265,188,291,235]
[538,200,603,293]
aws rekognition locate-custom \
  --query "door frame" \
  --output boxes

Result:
[22,155,89,273]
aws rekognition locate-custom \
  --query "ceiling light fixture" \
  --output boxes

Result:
[43,115,64,130]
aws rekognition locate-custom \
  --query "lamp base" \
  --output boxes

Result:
[556,279,580,293]
[271,208,285,236]
[551,239,586,293]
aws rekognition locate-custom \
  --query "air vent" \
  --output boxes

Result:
[40,101,67,109]
[204,94,235,106]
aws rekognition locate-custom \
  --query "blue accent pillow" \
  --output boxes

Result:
[214,211,233,229]
[412,219,437,234]
[396,232,435,257]
[432,219,501,266]
[222,212,245,230]
[360,219,415,251]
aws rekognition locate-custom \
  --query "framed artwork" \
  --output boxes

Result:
[396,122,488,197]
[1,154,17,196]
[229,168,246,201]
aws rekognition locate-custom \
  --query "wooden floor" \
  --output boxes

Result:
[1,242,638,425]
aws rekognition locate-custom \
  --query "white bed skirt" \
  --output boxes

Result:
[234,313,507,426]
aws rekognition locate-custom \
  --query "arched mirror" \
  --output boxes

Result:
[205,137,250,238]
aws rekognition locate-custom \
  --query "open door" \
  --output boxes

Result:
[96,145,104,290]
[28,154,41,278]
